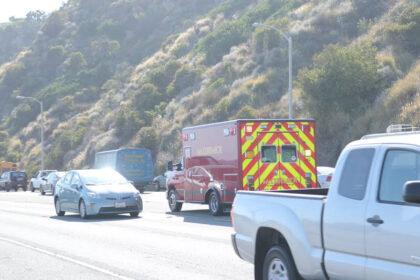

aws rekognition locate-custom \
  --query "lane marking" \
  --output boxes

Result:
[0,236,137,280]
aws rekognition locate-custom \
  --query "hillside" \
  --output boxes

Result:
[0,0,419,176]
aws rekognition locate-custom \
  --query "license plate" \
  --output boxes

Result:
[115,202,126,208]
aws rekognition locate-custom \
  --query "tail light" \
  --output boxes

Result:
[231,207,236,230]
[326,175,332,182]
[9,180,12,183]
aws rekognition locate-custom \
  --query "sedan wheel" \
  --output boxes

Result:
[55,199,65,216]
[79,200,88,219]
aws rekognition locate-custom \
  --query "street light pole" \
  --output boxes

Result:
[253,22,293,119]
[16,96,44,170]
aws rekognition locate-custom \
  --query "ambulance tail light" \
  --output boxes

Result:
[247,175,255,190]
[305,173,312,188]
[183,134,188,141]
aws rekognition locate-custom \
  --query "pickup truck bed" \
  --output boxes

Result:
[233,189,328,279]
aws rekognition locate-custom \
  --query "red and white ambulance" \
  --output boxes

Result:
[166,119,317,215]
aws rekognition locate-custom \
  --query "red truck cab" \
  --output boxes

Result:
[166,119,317,215]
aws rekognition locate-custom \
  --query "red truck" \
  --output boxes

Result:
[166,119,317,215]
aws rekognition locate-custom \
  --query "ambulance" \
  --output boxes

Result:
[166,119,317,215]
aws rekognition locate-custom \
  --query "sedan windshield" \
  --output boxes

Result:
[78,169,128,185]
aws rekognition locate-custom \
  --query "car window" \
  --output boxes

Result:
[379,150,420,203]
[71,174,82,186]
[63,173,73,184]
[338,148,375,200]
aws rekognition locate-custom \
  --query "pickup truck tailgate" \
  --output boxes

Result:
[232,191,326,278]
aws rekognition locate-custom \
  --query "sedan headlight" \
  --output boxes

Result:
[133,192,141,200]
[87,192,99,199]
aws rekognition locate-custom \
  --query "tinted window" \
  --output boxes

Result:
[379,150,420,203]
[11,172,27,178]
[338,148,375,200]
[261,145,277,163]
[281,145,297,163]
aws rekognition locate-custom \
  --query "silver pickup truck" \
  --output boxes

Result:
[231,131,420,280]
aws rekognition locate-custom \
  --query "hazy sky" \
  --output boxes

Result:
[0,0,66,23]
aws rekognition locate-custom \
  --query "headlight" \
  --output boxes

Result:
[133,192,141,200]
[87,192,99,199]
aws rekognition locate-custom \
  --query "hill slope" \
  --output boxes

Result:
[0,0,418,175]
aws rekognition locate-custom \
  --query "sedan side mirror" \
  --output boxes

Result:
[403,181,420,203]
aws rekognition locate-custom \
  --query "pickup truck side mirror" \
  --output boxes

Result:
[167,161,173,171]
[403,181,420,203]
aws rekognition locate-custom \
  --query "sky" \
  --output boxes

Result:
[0,0,66,23]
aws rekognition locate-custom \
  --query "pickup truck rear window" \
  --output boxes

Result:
[338,148,375,200]
[379,150,420,203]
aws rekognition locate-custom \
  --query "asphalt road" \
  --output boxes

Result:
[0,190,253,280]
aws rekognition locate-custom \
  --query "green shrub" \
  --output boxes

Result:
[386,6,420,54]
[167,66,201,96]
[233,105,258,119]
[298,42,381,118]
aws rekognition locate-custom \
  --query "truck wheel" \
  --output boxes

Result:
[55,198,65,216]
[168,189,182,212]
[209,191,223,216]
[30,183,34,192]
[263,245,300,280]
[155,182,161,192]
[130,211,140,217]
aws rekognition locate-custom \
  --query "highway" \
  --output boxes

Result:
[0,190,253,280]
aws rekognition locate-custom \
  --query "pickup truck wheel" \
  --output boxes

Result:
[155,182,161,192]
[168,189,182,212]
[263,245,299,280]
[55,198,65,216]
[209,191,223,216]
[40,187,45,195]
[30,183,34,192]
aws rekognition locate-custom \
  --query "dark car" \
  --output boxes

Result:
[0,171,28,192]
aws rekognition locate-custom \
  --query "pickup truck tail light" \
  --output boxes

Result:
[231,208,236,230]
[326,175,332,182]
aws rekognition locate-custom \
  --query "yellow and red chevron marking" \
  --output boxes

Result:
[240,121,317,191]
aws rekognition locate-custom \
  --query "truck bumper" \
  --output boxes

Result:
[231,233,242,260]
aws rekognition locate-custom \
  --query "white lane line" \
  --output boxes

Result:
[0,236,137,280]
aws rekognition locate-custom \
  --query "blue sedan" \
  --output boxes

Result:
[54,169,143,219]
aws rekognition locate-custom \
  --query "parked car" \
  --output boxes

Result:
[317,166,334,188]
[54,169,143,219]
[39,171,65,195]
[0,171,28,192]
[30,170,57,192]
[231,130,420,280]
[152,171,171,191]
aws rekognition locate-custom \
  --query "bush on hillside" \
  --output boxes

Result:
[298,42,381,118]
[167,66,201,97]
[386,6,420,55]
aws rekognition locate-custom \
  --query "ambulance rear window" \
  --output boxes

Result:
[281,145,297,163]
[261,145,277,163]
